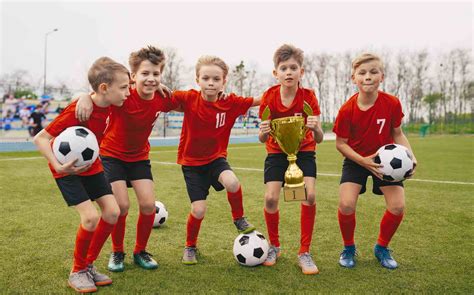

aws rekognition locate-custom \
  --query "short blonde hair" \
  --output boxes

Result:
[273,44,304,68]
[351,53,384,75]
[88,57,129,92]
[195,55,229,79]
[129,45,166,73]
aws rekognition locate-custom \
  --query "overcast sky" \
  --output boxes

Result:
[1,0,472,92]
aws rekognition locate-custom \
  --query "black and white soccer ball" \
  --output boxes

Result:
[375,144,414,182]
[52,126,99,167]
[153,201,168,228]
[233,231,269,266]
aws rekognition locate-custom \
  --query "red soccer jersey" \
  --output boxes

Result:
[173,90,253,166]
[45,101,110,178]
[332,91,404,157]
[258,85,321,154]
[100,88,177,162]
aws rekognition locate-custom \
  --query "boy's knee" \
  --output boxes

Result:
[339,202,356,215]
[265,193,279,211]
[103,206,120,224]
[226,179,240,194]
[82,212,100,231]
[305,192,316,205]
[139,201,156,215]
[388,205,405,216]
[191,205,207,219]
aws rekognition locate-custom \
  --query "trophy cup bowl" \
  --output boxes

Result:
[270,116,308,201]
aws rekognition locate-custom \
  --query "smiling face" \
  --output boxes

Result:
[273,57,304,89]
[196,64,226,101]
[351,60,384,94]
[132,60,163,99]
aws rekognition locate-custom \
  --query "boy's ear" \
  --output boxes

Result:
[130,72,137,83]
[300,67,305,77]
[380,72,385,83]
[272,69,278,78]
[98,83,108,93]
[351,74,356,84]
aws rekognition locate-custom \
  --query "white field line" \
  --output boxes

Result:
[149,161,474,186]
[1,155,473,186]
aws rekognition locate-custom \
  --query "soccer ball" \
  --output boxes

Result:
[233,231,269,266]
[375,144,414,182]
[52,126,99,167]
[153,201,168,228]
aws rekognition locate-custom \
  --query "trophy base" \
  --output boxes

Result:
[283,185,307,202]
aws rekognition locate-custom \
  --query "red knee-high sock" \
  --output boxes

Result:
[111,213,127,253]
[227,186,244,220]
[264,208,280,247]
[338,209,356,246]
[299,203,316,254]
[185,213,204,247]
[72,225,94,272]
[134,209,156,254]
[377,210,404,247]
[86,218,115,265]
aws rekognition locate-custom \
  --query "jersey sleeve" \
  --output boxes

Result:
[332,106,351,139]
[159,93,181,112]
[45,104,79,137]
[233,95,254,116]
[391,99,404,128]
[171,91,188,111]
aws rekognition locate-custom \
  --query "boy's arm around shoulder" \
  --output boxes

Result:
[73,92,94,122]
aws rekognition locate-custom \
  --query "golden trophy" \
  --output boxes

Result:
[262,102,313,201]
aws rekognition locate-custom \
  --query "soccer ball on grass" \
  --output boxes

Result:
[233,231,269,266]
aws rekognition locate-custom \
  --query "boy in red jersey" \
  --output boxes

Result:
[258,44,324,275]
[76,46,177,272]
[173,56,258,265]
[33,57,129,293]
[333,53,417,270]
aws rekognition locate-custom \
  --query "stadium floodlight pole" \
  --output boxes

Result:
[43,28,59,96]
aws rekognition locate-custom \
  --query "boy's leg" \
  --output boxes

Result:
[298,176,319,275]
[338,183,360,268]
[108,181,129,272]
[69,201,99,293]
[218,169,255,233]
[374,185,405,269]
[183,201,206,265]
[86,194,119,286]
[263,181,282,266]
[219,170,244,220]
[131,179,158,269]
[299,176,317,255]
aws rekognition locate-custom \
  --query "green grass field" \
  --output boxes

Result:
[0,135,473,293]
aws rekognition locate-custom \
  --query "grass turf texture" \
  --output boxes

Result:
[0,135,472,293]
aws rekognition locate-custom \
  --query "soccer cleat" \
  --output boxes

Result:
[233,217,256,234]
[182,246,198,265]
[87,264,112,286]
[339,245,357,268]
[133,251,158,270]
[263,245,281,266]
[374,244,398,269]
[298,252,320,275]
[108,252,125,272]
[68,269,97,293]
